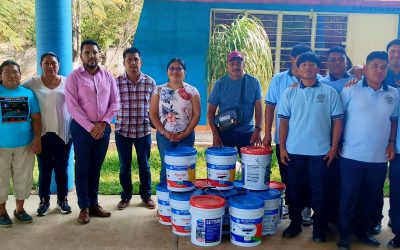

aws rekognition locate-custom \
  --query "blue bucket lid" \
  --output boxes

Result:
[206,146,237,156]
[165,147,197,156]
[247,188,281,200]
[169,190,195,201]
[229,195,264,209]
[156,182,168,192]
[205,188,237,199]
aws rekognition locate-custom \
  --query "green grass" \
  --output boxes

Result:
[28,145,389,196]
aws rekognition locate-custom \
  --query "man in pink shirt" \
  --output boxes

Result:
[65,40,119,224]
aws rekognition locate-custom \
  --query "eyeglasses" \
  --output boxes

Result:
[168,66,184,72]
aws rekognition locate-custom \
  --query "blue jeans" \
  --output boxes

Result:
[219,130,252,153]
[156,131,195,183]
[338,157,387,238]
[286,154,327,233]
[115,132,151,200]
[70,120,110,209]
[390,155,400,236]
[325,158,341,224]
[37,132,72,201]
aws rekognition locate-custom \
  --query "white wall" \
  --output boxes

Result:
[347,14,399,66]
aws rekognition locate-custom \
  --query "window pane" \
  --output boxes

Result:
[281,15,312,48]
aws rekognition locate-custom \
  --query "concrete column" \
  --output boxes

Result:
[35,0,74,193]
[35,0,72,76]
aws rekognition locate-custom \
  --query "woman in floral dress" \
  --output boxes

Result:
[149,58,200,183]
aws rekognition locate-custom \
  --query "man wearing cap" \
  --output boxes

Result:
[207,51,263,151]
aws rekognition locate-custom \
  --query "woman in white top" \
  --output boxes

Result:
[24,52,72,216]
[149,58,201,183]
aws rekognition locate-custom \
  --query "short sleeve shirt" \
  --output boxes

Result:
[341,80,399,163]
[265,70,323,143]
[154,82,199,133]
[208,74,262,133]
[0,85,40,148]
[278,81,343,155]
[320,73,355,94]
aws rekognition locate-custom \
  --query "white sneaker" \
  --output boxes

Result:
[301,207,313,226]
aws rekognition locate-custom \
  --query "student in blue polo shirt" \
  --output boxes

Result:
[278,52,343,242]
[320,46,356,228]
[387,38,400,249]
[337,51,399,250]
[320,46,356,93]
[387,39,400,88]
[263,44,315,222]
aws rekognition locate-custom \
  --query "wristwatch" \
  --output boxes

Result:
[255,125,262,131]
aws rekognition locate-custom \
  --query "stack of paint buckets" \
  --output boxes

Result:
[166,147,198,236]
[237,146,281,245]
[156,145,286,247]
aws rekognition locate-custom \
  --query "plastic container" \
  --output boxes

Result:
[165,147,197,192]
[248,189,281,235]
[156,182,171,225]
[268,181,286,224]
[206,147,237,190]
[240,147,273,191]
[189,195,225,247]
[205,188,238,234]
[234,180,246,195]
[195,178,208,191]
[170,190,196,236]
[229,195,264,247]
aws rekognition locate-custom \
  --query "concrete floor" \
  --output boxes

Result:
[0,194,395,250]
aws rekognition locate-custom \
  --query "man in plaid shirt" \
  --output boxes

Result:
[115,47,156,210]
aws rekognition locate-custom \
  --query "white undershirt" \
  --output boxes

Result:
[23,76,71,143]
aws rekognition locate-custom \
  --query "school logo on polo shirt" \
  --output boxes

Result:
[316,94,326,103]
[385,95,394,104]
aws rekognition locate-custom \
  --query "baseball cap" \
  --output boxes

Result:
[227,51,244,62]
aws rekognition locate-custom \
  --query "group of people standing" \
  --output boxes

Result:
[0,39,201,227]
[0,37,399,250]
[262,40,400,250]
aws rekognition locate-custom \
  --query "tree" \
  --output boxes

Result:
[0,0,35,51]
[72,0,144,66]
[207,16,274,96]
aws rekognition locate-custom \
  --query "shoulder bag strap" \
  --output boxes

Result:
[238,74,246,122]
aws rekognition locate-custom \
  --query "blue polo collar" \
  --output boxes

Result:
[362,77,388,91]
[329,72,350,81]
[299,79,320,88]
[288,68,294,77]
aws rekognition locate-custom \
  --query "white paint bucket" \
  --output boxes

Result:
[248,189,281,235]
[156,182,171,225]
[240,147,273,190]
[165,147,197,192]
[229,195,264,247]
[205,188,238,235]
[206,147,237,190]
[189,195,225,247]
[268,181,286,224]
[170,190,196,236]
